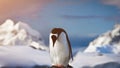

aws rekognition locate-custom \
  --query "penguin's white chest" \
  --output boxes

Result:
[50,40,69,66]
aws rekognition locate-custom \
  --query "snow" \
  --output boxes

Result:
[16,21,41,41]
[71,24,120,68]
[84,24,120,54]
[0,19,50,67]
[71,52,120,68]
[0,46,51,67]
[1,46,119,68]
[0,19,48,51]
[1,45,120,68]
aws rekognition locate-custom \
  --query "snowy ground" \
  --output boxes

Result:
[71,52,120,68]
[0,46,51,68]
[0,46,120,68]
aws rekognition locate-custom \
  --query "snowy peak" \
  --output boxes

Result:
[114,23,120,28]
[1,19,14,27]
[0,19,14,32]
[84,24,120,54]
[89,24,120,46]
[0,19,48,50]
[15,21,42,41]
[111,24,120,44]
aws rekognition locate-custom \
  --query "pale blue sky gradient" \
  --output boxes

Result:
[26,0,120,37]
[2,0,120,40]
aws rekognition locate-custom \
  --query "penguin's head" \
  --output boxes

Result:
[50,28,66,46]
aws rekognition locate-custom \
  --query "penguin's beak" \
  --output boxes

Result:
[51,35,57,47]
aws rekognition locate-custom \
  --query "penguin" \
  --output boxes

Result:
[49,28,73,68]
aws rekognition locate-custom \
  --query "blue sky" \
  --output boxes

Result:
[0,0,120,40]
[30,0,120,38]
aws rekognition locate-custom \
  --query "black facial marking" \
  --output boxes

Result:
[51,35,57,46]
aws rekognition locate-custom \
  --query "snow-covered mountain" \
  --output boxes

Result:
[0,19,50,67]
[71,24,120,68]
[0,19,48,50]
[84,24,120,54]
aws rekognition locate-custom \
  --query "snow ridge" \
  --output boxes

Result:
[84,24,120,54]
